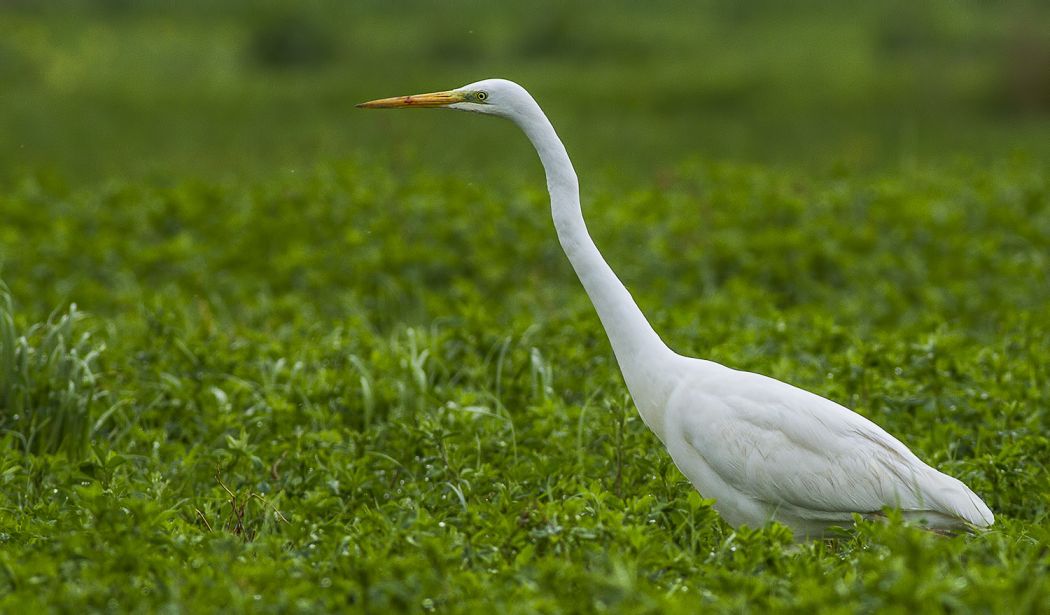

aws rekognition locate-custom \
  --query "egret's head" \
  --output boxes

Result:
[357,78,529,119]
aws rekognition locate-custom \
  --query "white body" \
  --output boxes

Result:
[644,357,992,536]
[363,78,994,538]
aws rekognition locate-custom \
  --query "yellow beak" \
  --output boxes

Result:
[356,90,465,109]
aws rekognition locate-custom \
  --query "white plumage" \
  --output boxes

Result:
[662,361,993,536]
[358,78,994,539]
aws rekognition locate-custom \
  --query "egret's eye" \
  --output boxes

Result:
[476,91,488,102]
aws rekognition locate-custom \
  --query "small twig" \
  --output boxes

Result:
[215,464,236,500]
[250,493,290,524]
[195,508,214,532]
[216,464,246,537]
[209,463,289,541]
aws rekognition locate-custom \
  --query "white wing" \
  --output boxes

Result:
[675,366,993,531]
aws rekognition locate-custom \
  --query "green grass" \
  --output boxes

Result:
[1,156,1048,612]
[0,282,101,459]
[2,0,1049,184]
[1,1,1049,612]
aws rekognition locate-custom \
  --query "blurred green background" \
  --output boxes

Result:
[2,0,1049,186]
[1,4,1049,611]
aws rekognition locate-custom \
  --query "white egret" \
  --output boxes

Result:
[358,79,994,538]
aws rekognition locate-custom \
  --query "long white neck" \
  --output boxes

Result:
[508,98,679,417]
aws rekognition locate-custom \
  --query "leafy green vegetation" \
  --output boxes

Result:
[0,283,101,458]
[2,0,1049,184]
[1,1,1048,612]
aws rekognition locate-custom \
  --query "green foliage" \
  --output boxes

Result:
[248,12,338,70]
[0,282,103,458]
[0,154,1047,611]
[1,1,1049,183]
[0,1,1047,611]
